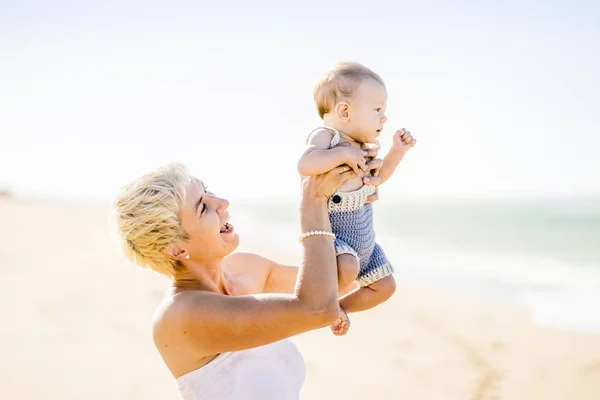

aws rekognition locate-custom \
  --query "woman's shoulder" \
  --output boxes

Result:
[224,252,274,294]
[152,253,278,335]
[152,290,226,377]
[153,290,212,333]
[153,253,270,327]
[224,251,271,274]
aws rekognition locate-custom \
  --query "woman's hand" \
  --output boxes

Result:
[301,164,356,202]
[363,157,384,204]
[361,141,380,159]
[365,157,383,177]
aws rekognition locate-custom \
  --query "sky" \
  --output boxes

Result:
[1,1,599,202]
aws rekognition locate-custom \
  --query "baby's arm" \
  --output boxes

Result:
[377,148,405,184]
[377,128,416,184]
[298,129,366,176]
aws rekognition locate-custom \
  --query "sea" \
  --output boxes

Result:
[229,196,600,334]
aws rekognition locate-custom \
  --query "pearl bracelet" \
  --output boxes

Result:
[299,230,336,242]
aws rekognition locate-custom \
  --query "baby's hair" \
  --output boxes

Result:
[313,61,385,119]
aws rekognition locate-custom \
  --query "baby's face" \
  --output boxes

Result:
[347,79,388,143]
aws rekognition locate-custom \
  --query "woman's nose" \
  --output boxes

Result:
[216,197,229,215]
[382,114,388,123]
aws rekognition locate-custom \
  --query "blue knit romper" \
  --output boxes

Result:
[314,126,394,287]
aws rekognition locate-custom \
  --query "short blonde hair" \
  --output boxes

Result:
[112,163,191,277]
[313,61,385,119]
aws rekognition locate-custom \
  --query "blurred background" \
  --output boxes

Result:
[1,1,599,399]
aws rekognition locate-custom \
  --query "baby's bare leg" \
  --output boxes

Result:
[330,275,396,336]
[337,253,360,295]
[339,275,396,314]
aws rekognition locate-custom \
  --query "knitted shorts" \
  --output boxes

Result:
[328,185,394,287]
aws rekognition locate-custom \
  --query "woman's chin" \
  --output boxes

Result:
[219,223,239,244]
[224,232,240,250]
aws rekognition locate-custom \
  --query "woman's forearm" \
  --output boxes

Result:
[294,197,339,318]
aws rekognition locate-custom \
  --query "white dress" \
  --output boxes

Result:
[176,339,306,399]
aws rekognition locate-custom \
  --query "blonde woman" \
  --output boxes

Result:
[112,155,381,399]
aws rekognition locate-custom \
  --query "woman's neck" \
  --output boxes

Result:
[171,260,232,295]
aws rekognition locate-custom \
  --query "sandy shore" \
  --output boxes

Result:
[1,197,599,399]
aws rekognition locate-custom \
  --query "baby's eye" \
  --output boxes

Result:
[376,108,382,112]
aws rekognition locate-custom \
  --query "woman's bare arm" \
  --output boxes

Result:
[263,174,386,293]
[169,167,354,356]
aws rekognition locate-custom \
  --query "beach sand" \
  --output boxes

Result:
[1,197,599,399]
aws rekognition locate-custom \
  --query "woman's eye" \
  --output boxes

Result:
[204,186,215,196]
[376,108,381,112]
[201,203,207,214]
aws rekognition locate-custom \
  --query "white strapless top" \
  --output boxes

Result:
[176,339,306,399]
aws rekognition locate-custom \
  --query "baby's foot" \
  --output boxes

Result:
[330,307,351,336]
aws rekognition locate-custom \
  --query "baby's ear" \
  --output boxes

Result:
[335,102,350,122]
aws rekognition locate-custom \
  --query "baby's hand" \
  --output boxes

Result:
[392,128,417,154]
[343,147,368,175]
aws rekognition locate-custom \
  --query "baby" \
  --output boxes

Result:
[298,62,416,335]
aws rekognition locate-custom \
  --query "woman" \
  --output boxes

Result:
[112,153,382,399]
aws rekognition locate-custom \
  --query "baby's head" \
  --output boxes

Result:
[314,61,387,144]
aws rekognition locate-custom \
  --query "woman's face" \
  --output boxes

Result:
[179,178,239,261]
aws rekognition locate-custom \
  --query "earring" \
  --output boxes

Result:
[185,254,190,260]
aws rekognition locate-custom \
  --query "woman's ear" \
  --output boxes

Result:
[164,243,188,261]
[335,102,350,123]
